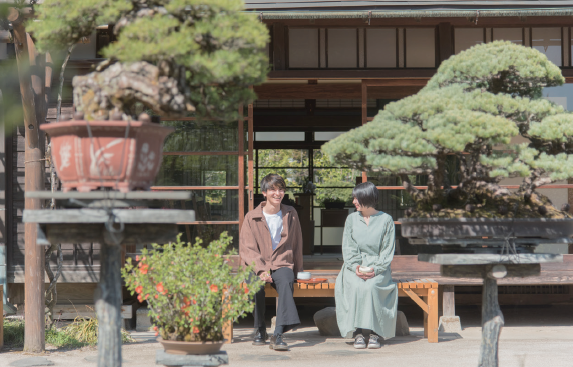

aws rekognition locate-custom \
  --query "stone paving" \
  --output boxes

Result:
[1,304,572,367]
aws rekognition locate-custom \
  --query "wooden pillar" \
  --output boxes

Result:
[272,23,286,71]
[12,19,46,353]
[438,23,453,64]
[248,102,254,213]
[568,178,573,254]
[361,80,367,183]
[96,232,123,367]
[238,105,245,230]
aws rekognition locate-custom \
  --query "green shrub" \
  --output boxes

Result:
[3,316,134,348]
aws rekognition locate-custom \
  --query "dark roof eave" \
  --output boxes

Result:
[248,8,573,20]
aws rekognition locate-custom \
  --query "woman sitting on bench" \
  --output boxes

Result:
[335,181,398,349]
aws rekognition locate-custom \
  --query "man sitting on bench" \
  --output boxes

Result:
[240,174,304,351]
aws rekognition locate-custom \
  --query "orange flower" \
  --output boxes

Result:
[193,300,197,305]
[140,264,149,274]
[206,280,209,284]
[136,255,140,261]
[210,284,218,293]
[155,331,159,336]
[156,282,164,293]
[193,326,200,334]
[135,286,143,294]
[183,297,191,306]
[189,318,194,322]
[153,326,158,331]
[184,310,190,317]
[155,294,159,299]
[244,287,249,294]
[137,294,142,302]
[144,294,149,300]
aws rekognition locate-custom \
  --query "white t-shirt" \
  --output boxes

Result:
[263,210,283,251]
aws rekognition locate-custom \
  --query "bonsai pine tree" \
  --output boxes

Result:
[28,0,269,121]
[324,41,573,218]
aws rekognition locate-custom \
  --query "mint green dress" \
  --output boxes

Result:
[335,211,398,339]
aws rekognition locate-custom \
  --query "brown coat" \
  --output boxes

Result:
[239,202,303,276]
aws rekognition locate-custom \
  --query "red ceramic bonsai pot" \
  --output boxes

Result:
[41,120,174,192]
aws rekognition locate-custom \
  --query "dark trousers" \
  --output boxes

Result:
[250,267,300,333]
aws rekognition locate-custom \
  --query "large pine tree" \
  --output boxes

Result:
[324,41,573,218]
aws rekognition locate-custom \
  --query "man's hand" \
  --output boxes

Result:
[259,271,273,283]
[355,265,375,280]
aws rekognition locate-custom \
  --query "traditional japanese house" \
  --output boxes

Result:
[2,0,573,312]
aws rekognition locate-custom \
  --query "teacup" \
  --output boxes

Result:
[358,266,373,274]
[297,271,312,280]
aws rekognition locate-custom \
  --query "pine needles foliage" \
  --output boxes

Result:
[324,41,573,218]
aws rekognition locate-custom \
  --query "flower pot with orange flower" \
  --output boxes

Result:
[122,232,263,355]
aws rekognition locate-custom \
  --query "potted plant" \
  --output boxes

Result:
[122,232,263,355]
[29,0,268,191]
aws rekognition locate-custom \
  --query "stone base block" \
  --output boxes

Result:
[271,316,276,332]
[395,311,410,336]
[136,307,152,332]
[312,308,410,337]
[313,307,339,336]
[439,316,462,333]
[156,350,228,367]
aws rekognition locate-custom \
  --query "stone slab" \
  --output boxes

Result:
[419,253,562,265]
[439,316,462,333]
[23,209,195,224]
[25,191,191,200]
[9,357,54,366]
[136,307,153,332]
[84,356,128,363]
[156,350,228,366]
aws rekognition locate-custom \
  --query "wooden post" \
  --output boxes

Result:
[361,80,367,183]
[238,105,245,230]
[478,275,504,367]
[437,23,453,64]
[427,287,439,343]
[12,19,46,353]
[272,23,286,71]
[248,102,254,213]
[96,231,124,367]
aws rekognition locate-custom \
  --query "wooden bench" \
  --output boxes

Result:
[223,278,438,344]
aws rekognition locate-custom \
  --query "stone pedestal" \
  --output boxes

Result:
[156,350,228,367]
[312,307,409,337]
[439,316,462,333]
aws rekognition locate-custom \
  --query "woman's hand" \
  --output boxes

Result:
[355,266,375,280]
[259,271,273,283]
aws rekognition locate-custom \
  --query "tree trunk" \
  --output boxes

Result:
[478,276,504,367]
[95,237,123,367]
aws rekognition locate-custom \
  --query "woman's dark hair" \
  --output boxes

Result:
[352,181,378,209]
[260,173,286,193]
